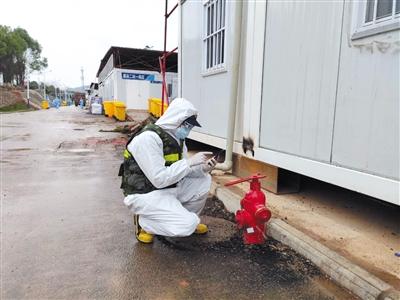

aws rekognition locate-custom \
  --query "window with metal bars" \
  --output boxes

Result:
[353,0,400,39]
[203,0,226,73]
[364,0,399,24]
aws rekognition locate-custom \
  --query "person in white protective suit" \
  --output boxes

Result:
[123,98,217,244]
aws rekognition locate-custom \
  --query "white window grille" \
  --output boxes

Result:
[364,0,399,24]
[353,0,400,39]
[203,0,226,73]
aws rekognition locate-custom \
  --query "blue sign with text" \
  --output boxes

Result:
[121,72,155,81]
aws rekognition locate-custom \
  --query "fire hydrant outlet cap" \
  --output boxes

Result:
[255,208,271,222]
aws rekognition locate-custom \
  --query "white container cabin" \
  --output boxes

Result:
[179,0,399,205]
[97,47,178,110]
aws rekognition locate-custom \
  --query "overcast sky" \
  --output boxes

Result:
[0,0,178,88]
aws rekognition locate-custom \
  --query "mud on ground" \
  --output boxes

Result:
[162,197,323,283]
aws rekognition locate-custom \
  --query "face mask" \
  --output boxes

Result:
[176,126,191,140]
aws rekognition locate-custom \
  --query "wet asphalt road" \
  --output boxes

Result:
[1,107,355,299]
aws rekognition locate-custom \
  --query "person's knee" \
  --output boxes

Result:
[187,212,200,232]
[173,213,199,237]
[200,174,212,197]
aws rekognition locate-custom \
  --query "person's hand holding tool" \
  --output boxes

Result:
[202,157,217,173]
[187,152,213,166]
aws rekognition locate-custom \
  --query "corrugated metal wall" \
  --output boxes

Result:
[331,2,400,180]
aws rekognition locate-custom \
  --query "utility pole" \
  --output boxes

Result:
[26,73,30,108]
[25,49,31,108]
[80,67,84,93]
[43,69,51,100]
[43,74,46,100]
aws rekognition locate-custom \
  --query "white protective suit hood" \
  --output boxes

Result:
[155,98,198,131]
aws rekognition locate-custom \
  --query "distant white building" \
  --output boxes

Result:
[179,0,399,205]
[97,47,177,110]
[87,82,99,97]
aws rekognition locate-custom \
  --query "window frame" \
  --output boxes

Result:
[202,0,227,76]
[352,0,400,40]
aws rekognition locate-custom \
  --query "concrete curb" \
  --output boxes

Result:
[212,185,400,300]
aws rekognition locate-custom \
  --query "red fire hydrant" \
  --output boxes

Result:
[225,174,271,245]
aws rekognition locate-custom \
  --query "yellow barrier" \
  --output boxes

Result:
[103,101,114,118]
[41,100,49,109]
[114,101,126,121]
[148,98,168,117]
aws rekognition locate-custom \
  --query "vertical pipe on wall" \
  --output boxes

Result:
[162,0,168,114]
[178,1,182,98]
[215,0,243,171]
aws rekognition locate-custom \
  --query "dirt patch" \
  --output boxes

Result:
[70,119,112,125]
[161,197,323,282]
[163,216,237,250]
[202,196,236,222]
[83,136,127,147]
[99,116,156,136]
[0,87,25,108]
[213,174,400,288]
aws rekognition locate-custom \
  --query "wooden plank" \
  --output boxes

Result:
[232,154,301,194]
[232,154,279,193]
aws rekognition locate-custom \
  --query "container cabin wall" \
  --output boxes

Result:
[98,55,115,101]
[259,1,344,162]
[98,55,114,83]
[259,1,399,180]
[179,0,399,202]
[98,70,115,101]
[257,1,399,202]
[331,2,400,180]
[180,0,243,140]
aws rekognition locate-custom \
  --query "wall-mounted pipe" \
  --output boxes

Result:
[215,0,244,171]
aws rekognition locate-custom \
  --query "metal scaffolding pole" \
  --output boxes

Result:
[161,0,178,115]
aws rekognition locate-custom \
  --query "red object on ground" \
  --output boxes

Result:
[225,174,272,245]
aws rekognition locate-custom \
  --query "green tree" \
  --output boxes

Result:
[46,84,55,96]
[0,25,48,85]
[29,80,38,89]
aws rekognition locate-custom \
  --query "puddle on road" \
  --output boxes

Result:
[65,149,95,153]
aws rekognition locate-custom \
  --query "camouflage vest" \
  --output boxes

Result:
[119,124,183,196]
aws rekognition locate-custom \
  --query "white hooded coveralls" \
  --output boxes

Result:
[123,98,211,237]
